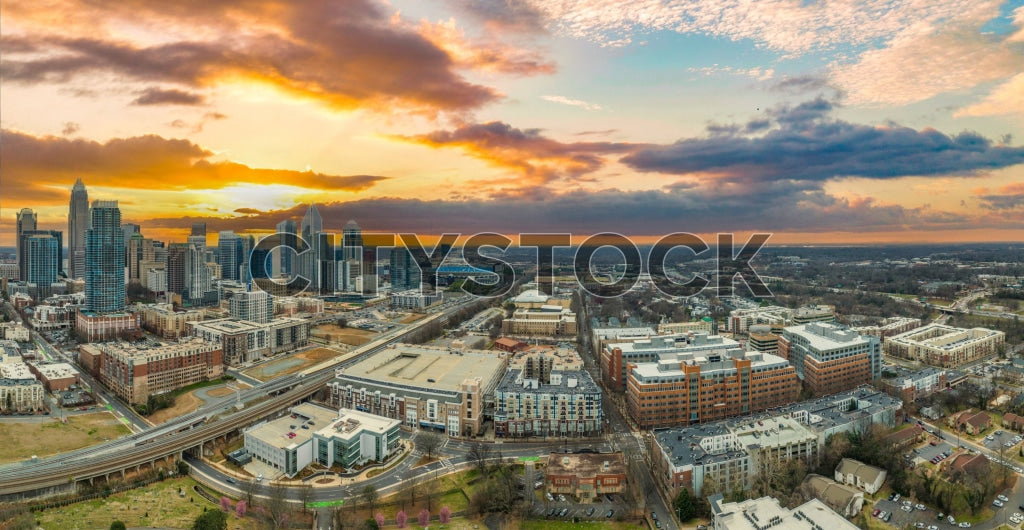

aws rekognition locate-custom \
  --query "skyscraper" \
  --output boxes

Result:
[274,219,297,277]
[229,290,272,323]
[127,233,154,282]
[16,208,37,281]
[190,222,207,246]
[185,240,214,305]
[122,223,141,247]
[390,246,423,292]
[68,178,89,279]
[23,232,61,298]
[300,204,324,291]
[342,220,362,262]
[166,242,188,297]
[217,231,243,282]
[85,201,125,313]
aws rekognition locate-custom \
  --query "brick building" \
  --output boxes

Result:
[545,452,627,502]
[779,322,881,397]
[80,338,223,404]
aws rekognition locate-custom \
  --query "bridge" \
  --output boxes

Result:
[0,306,464,500]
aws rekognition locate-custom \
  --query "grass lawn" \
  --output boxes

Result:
[0,412,130,464]
[34,477,246,530]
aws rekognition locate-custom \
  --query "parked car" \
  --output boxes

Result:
[606,510,614,518]
[586,507,595,517]
[916,504,926,510]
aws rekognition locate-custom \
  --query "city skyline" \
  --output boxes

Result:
[2,0,1024,245]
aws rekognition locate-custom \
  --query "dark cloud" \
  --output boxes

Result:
[622,98,1024,183]
[0,129,387,203]
[61,121,80,136]
[769,74,830,94]
[977,183,1024,210]
[401,121,646,184]
[132,87,205,106]
[2,0,512,114]
[448,0,548,34]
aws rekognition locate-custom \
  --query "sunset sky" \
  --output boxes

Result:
[2,0,1024,246]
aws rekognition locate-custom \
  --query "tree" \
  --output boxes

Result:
[266,482,291,529]
[396,510,407,528]
[242,479,258,506]
[110,522,127,530]
[401,469,419,509]
[439,506,451,524]
[418,509,430,527]
[468,442,491,478]
[235,500,247,518]
[298,482,313,514]
[419,431,443,459]
[362,519,379,530]
[375,513,385,528]
[674,488,697,522]
[191,509,227,530]
[362,484,379,516]
[334,502,356,530]
[177,460,190,475]
[219,496,232,512]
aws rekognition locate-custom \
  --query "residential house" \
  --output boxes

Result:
[885,425,925,451]
[834,458,886,495]
[1003,412,1024,432]
[801,474,864,518]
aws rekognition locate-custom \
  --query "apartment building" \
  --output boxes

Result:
[140,303,205,339]
[879,367,946,403]
[626,347,799,429]
[659,319,714,335]
[652,386,901,497]
[493,369,602,437]
[0,378,45,413]
[779,322,881,397]
[27,362,79,391]
[852,317,922,344]
[710,496,858,530]
[189,317,309,365]
[884,323,1005,367]
[80,338,223,404]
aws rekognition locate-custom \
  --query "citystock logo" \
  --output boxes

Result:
[249,231,773,299]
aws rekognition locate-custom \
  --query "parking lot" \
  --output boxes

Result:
[916,440,954,463]
[532,492,634,523]
[983,430,1021,451]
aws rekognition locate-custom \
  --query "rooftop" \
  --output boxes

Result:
[783,322,873,351]
[246,403,339,450]
[314,408,400,442]
[336,343,506,392]
[495,369,601,395]
[545,452,626,477]
[713,496,858,530]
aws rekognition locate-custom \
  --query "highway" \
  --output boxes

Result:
[0,303,466,498]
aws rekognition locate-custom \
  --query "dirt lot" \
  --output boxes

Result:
[0,412,130,464]
[147,383,251,425]
[399,313,425,323]
[311,324,377,346]
[244,347,344,380]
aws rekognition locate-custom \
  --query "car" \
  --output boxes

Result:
[930,440,938,446]
[606,510,614,518]
[559,508,568,517]
[547,508,556,517]
[948,515,956,524]
[225,478,237,484]
[586,507,595,517]
[546,493,554,501]
[893,493,901,502]
[914,523,924,529]
[558,494,566,502]
[938,512,945,520]
[958,523,971,528]
[655,521,662,529]
[987,435,995,441]
[888,493,897,501]
[872,509,881,517]
[997,430,1004,435]
[999,495,1010,502]
[651,512,658,520]
[1014,512,1022,519]
[916,504,926,510]
[877,511,887,519]
[883,512,892,522]
[256,474,264,482]
[901,505,913,513]
[994,500,1004,507]
[927,526,939,530]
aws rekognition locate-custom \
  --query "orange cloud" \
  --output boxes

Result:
[0,129,387,204]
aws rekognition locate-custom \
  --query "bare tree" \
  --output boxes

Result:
[333,501,356,530]
[402,469,419,510]
[422,471,440,512]
[419,431,443,460]
[266,482,291,530]
[298,482,313,514]
[242,478,259,506]
[362,484,379,516]
[468,442,492,478]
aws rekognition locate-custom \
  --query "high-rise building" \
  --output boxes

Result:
[166,243,188,297]
[122,223,141,247]
[127,233,154,282]
[217,231,243,282]
[85,201,125,313]
[18,229,62,285]
[15,208,37,281]
[229,290,273,323]
[23,232,61,298]
[274,219,297,277]
[390,246,422,292]
[240,234,255,284]
[342,220,362,262]
[300,205,323,291]
[190,222,207,245]
[185,240,214,305]
[68,179,89,279]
